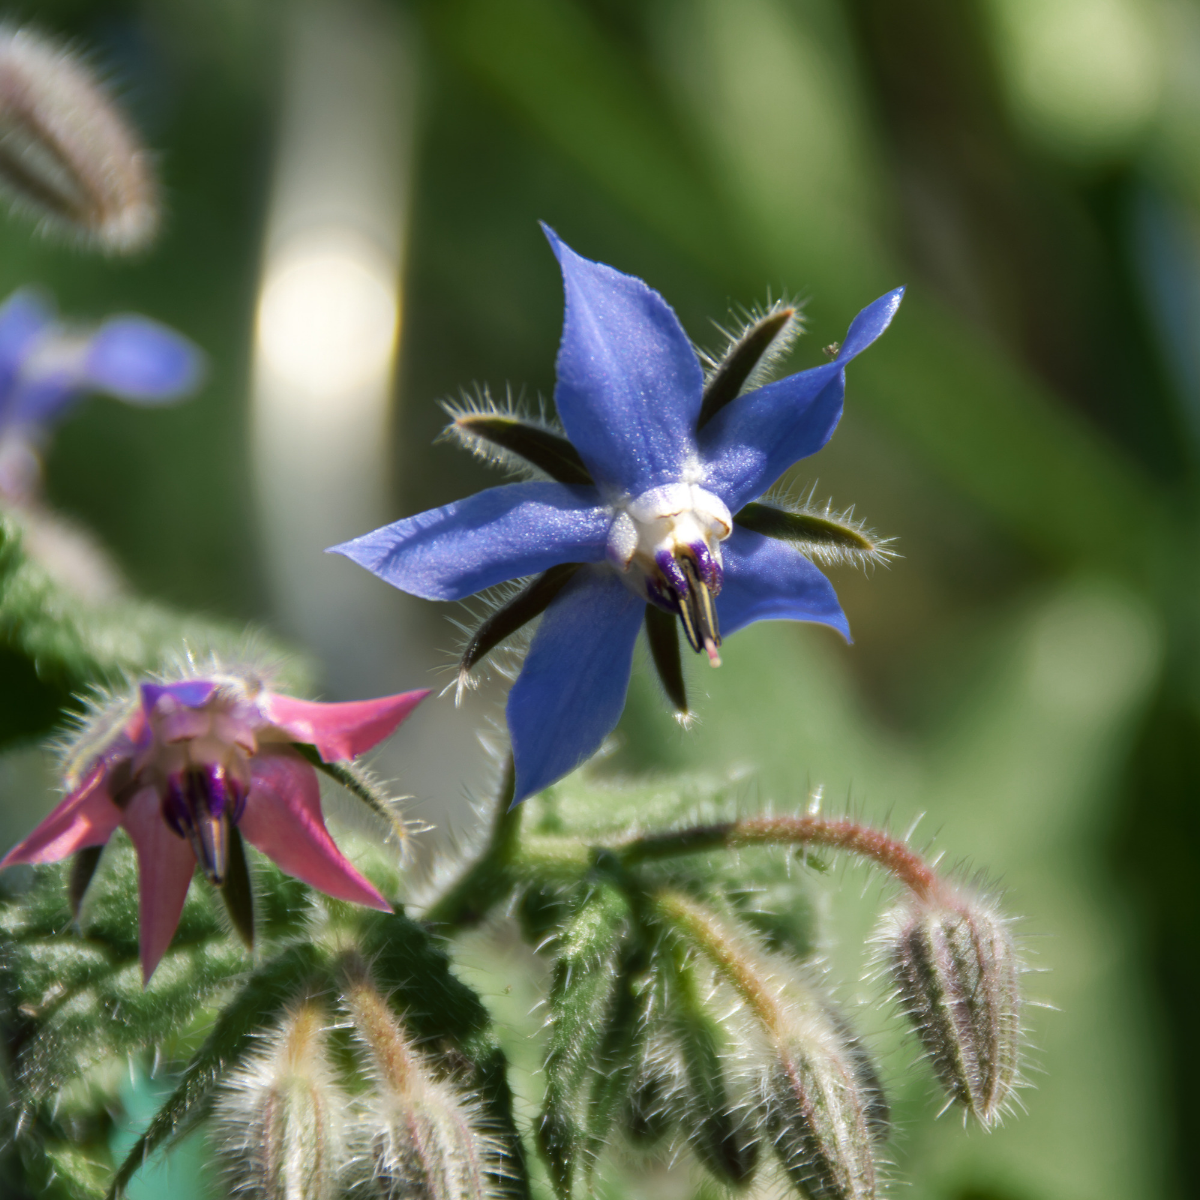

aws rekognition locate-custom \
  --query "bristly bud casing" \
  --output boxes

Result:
[342,965,502,1200]
[882,892,1022,1126]
[214,1001,348,1200]
[765,1015,886,1200]
[653,890,885,1200]
[0,27,158,251]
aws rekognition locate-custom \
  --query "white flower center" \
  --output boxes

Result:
[607,483,732,665]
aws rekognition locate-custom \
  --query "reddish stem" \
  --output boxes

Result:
[622,813,946,902]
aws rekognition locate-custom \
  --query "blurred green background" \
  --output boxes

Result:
[0,0,1197,1197]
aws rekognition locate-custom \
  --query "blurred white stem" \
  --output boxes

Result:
[251,0,412,696]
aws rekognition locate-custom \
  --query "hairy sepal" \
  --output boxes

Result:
[734,500,893,570]
[698,300,804,428]
[441,395,593,485]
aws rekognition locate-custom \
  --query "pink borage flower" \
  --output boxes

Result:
[1,669,429,982]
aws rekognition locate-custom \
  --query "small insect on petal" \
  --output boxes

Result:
[0,27,159,251]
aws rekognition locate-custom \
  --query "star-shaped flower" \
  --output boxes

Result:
[331,229,902,805]
[0,289,202,503]
[1,668,428,981]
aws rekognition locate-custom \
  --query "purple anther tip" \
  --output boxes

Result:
[655,549,689,595]
[691,541,722,593]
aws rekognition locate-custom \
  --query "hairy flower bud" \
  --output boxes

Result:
[765,1010,887,1200]
[214,1001,348,1200]
[653,890,885,1200]
[881,893,1022,1126]
[0,27,158,250]
[343,966,502,1200]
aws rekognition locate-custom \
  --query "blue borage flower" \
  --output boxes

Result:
[331,228,903,805]
[0,289,203,502]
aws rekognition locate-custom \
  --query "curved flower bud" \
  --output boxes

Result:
[653,890,886,1200]
[765,1011,887,1200]
[214,1001,349,1200]
[342,964,503,1200]
[0,26,159,250]
[880,892,1022,1126]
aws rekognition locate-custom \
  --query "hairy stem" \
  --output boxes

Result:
[423,756,523,930]
[652,890,786,1035]
[621,813,944,901]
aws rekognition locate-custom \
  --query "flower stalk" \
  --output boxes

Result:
[621,813,944,901]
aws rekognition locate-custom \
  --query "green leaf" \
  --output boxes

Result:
[699,306,798,428]
[581,956,650,1180]
[219,827,254,950]
[107,942,329,1199]
[670,953,759,1187]
[355,908,531,1200]
[733,501,885,563]
[290,743,410,845]
[539,879,633,1198]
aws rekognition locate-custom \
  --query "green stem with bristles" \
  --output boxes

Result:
[423,756,524,929]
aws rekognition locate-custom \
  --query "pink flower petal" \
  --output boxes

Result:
[121,786,197,984]
[0,763,123,867]
[239,750,390,911]
[262,689,429,762]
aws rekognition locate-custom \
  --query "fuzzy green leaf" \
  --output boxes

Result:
[450,412,594,485]
[290,743,410,844]
[107,942,329,1198]
[539,879,633,1198]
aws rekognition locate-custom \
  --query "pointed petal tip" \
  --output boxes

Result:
[539,220,565,257]
[838,287,906,362]
[265,689,430,762]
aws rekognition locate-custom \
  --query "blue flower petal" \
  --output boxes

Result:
[507,566,644,804]
[716,526,850,640]
[0,291,53,423]
[5,371,77,433]
[83,316,205,403]
[545,225,704,494]
[328,481,611,601]
[700,288,904,511]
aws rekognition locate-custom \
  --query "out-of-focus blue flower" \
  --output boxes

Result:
[0,289,203,502]
[332,229,903,804]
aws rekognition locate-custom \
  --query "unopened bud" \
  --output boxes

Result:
[882,893,1022,1126]
[653,890,883,1199]
[214,1001,347,1200]
[369,1078,496,1200]
[0,27,158,251]
[343,966,502,1200]
[765,1011,886,1200]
